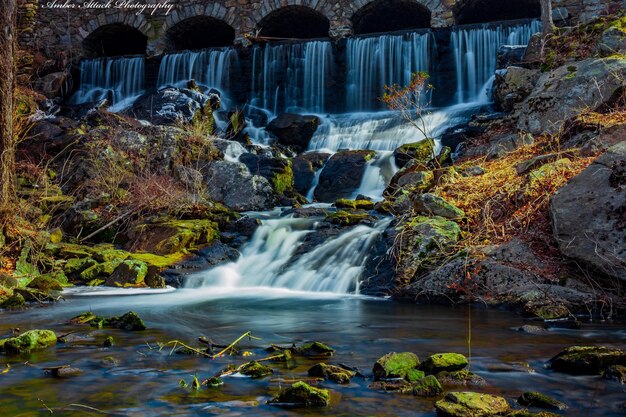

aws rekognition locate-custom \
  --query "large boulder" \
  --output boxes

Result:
[266,113,321,152]
[493,66,540,112]
[549,346,626,375]
[269,381,330,407]
[393,139,435,168]
[373,352,423,381]
[239,154,294,195]
[126,87,213,125]
[0,330,57,354]
[550,142,626,281]
[202,160,279,211]
[596,27,626,57]
[516,58,626,135]
[435,392,510,417]
[292,152,330,196]
[314,150,375,202]
[496,46,527,69]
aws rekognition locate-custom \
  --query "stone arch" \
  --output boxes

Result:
[454,0,540,25]
[352,0,433,34]
[160,2,239,39]
[165,16,236,51]
[81,23,148,57]
[255,5,332,39]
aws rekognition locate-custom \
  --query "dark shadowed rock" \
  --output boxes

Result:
[126,87,212,125]
[493,66,539,112]
[550,141,626,281]
[266,113,321,152]
[314,150,375,202]
[497,46,527,69]
[292,152,330,196]
[549,346,626,375]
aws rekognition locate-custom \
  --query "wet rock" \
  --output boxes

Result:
[325,210,375,227]
[413,375,443,397]
[549,346,626,375]
[518,325,549,335]
[441,124,484,153]
[103,336,114,347]
[550,141,626,282]
[603,364,626,384]
[239,361,273,378]
[435,392,510,417]
[27,273,65,292]
[291,152,330,196]
[486,362,534,373]
[269,381,330,407]
[436,370,487,387]
[394,139,435,168]
[314,150,375,202]
[295,342,335,357]
[518,391,567,410]
[413,194,465,220]
[202,160,279,211]
[240,154,294,195]
[516,58,626,135]
[493,66,539,112]
[0,329,57,354]
[369,379,414,393]
[225,108,250,145]
[420,353,468,374]
[523,303,570,320]
[266,114,321,152]
[206,376,224,387]
[126,219,219,256]
[0,293,26,309]
[507,411,562,417]
[102,311,147,331]
[44,365,83,378]
[308,363,355,384]
[373,352,422,381]
[195,241,239,266]
[126,87,213,126]
[496,46,527,69]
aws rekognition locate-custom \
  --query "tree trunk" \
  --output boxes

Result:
[0,0,17,209]
[540,0,556,38]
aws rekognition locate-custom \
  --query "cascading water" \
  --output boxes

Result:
[157,48,238,97]
[346,32,432,111]
[186,215,391,294]
[71,56,145,111]
[452,20,541,103]
[250,41,333,114]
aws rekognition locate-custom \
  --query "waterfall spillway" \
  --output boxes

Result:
[157,48,238,96]
[186,216,391,294]
[71,56,145,111]
[250,41,333,114]
[452,20,541,103]
[346,32,432,111]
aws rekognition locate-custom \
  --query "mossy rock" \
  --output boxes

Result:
[104,260,148,287]
[437,369,487,387]
[507,411,562,417]
[0,293,26,309]
[69,311,99,325]
[549,346,626,375]
[129,252,185,269]
[206,376,224,387]
[435,392,510,417]
[334,199,375,210]
[420,353,469,374]
[527,304,570,320]
[394,139,435,167]
[271,160,295,195]
[308,363,355,384]
[64,257,98,275]
[91,246,130,263]
[56,244,93,259]
[413,375,443,397]
[325,210,373,227]
[518,391,567,410]
[0,330,57,354]
[373,352,420,381]
[296,341,335,357]
[369,379,414,393]
[27,273,65,292]
[603,364,626,384]
[269,381,330,408]
[239,361,274,378]
[102,311,147,331]
[79,260,123,283]
[413,194,465,220]
[127,220,219,256]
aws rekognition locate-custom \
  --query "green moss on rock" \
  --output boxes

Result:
[239,361,274,378]
[413,194,465,220]
[435,391,510,417]
[64,257,98,275]
[373,352,420,381]
[0,330,57,354]
[413,375,443,397]
[549,346,626,375]
[420,353,469,374]
[296,341,335,357]
[271,160,295,195]
[394,139,435,167]
[105,260,148,287]
[325,210,373,227]
[0,293,26,309]
[437,369,487,387]
[270,381,330,407]
[334,199,375,210]
[308,363,355,384]
[518,391,567,410]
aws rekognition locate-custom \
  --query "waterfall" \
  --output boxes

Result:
[346,32,432,111]
[185,216,391,294]
[452,20,541,103]
[157,48,238,97]
[250,41,333,114]
[354,151,398,201]
[71,56,145,111]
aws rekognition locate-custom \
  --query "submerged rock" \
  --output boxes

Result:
[518,391,567,410]
[369,379,414,393]
[269,381,330,407]
[70,311,147,331]
[549,346,626,375]
[0,329,57,354]
[295,341,335,357]
[373,352,422,381]
[435,392,510,417]
[291,152,330,196]
[308,363,355,384]
[420,353,468,374]
[603,364,626,384]
[436,369,487,387]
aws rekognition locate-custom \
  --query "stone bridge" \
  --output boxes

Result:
[22,0,625,60]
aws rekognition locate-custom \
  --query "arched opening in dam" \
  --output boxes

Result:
[352,0,432,35]
[165,16,236,51]
[257,6,330,39]
[82,23,147,58]
[454,0,540,25]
